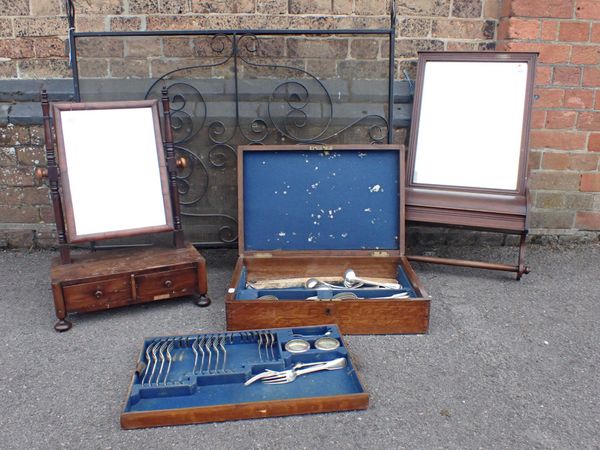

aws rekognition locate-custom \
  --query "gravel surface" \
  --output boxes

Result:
[1,244,599,449]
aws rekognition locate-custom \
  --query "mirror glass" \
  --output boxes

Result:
[57,105,172,241]
[412,61,528,191]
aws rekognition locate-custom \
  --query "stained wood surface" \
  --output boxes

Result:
[136,267,197,300]
[51,244,203,282]
[121,393,369,429]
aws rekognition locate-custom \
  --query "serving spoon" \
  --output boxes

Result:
[343,268,403,289]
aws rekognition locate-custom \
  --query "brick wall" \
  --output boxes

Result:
[498,0,600,233]
[0,0,599,247]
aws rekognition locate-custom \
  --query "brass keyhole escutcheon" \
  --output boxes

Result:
[94,290,103,299]
[164,280,173,288]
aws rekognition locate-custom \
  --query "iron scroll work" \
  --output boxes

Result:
[66,0,397,246]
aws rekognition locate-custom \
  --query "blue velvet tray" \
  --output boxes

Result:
[121,325,368,428]
[241,146,402,252]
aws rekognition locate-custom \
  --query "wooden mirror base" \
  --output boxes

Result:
[406,188,530,280]
[50,243,209,331]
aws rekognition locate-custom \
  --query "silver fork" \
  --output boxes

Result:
[262,358,347,385]
[244,361,332,386]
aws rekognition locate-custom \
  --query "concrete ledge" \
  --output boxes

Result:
[0,78,413,126]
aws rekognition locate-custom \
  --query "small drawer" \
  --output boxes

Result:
[63,277,131,313]
[135,268,197,301]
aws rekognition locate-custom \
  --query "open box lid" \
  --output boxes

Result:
[238,144,405,256]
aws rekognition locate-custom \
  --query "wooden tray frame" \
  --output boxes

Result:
[120,326,369,429]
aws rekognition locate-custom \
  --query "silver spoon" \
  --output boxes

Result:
[343,269,403,289]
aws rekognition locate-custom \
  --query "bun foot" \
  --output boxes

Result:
[54,319,72,332]
[194,295,211,307]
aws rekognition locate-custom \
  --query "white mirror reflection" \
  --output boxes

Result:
[412,61,528,191]
[58,107,169,239]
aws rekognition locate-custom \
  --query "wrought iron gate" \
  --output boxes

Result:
[66,0,400,246]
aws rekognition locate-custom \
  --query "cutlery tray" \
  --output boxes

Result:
[121,325,368,429]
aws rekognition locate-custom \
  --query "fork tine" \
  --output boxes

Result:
[263,379,292,385]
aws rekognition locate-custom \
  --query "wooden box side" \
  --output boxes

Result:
[121,393,369,429]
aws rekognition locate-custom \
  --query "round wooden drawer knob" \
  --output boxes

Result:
[34,167,48,180]
[164,280,173,288]
[94,290,103,299]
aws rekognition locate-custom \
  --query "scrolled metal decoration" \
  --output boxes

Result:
[134,31,392,244]
[208,143,236,168]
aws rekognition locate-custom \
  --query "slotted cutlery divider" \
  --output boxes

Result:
[133,325,350,395]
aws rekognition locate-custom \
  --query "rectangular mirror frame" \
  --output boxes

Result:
[52,100,174,243]
[406,51,537,196]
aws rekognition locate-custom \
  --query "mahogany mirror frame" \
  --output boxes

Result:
[405,52,538,280]
[406,51,536,196]
[52,100,174,244]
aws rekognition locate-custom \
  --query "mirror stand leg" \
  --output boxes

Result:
[54,318,72,332]
[59,245,71,264]
[516,232,530,281]
[194,294,211,307]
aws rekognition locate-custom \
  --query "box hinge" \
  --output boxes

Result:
[309,145,333,152]
[371,251,390,257]
[253,252,273,258]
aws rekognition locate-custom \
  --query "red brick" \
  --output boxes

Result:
[528,150,542,170]
[110,17,142,32]
[552,66,581,86]
[0,39,34,59]
[535,66,552,84]
[582,67,600,86]
[571,45,600,65]
[33,37,66,58]
[569,153,599,171]
[559,21,590,41]
[509,0,574,19]
[575,212,600,230]
[498,17,539,39]
[577,111,600,131]
[592,23,600,42]
[596,90,600,108]
[545,110,577,128]
[502,42,571,64]
[0,206,39,223]
[484,0,502,18]
[580,173,600,191]
[576,1,600,19]
[541,152,569,169]
[529,171,581,190]
[530,130,587,150]
[534,88,564,108]
[588,133,600,152]
[531,110,546,129]
[564,89,595,109]
[431,19,495,40]
[541,20,559,40]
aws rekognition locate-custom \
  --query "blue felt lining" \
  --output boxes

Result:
[243,149,400,251]
[123,325,364,413]
[234,265,417,300]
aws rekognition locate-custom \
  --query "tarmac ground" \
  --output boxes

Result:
[1,243,599,449]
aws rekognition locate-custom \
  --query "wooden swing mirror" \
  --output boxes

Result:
[36,89,209,332]
[405,52,537,280]
[36,89,186,261]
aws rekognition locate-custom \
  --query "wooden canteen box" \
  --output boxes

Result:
[225,144,431,335]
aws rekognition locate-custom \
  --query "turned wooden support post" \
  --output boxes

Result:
[40,90,71,263]
[161,86,185,249]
